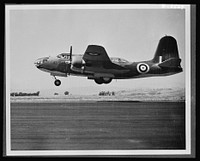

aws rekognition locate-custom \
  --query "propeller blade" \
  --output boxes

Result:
[70,46,72,62]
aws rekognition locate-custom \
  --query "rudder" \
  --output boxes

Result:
[152,36,180,63]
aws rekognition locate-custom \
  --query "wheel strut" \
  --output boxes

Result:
[51,75,61,86]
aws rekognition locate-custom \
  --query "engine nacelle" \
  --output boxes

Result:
[71,55,87,73]
[72,55,85,68]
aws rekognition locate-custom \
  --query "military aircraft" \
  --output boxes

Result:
[34,36,182,86]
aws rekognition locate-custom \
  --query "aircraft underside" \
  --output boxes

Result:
[48,65,182,86]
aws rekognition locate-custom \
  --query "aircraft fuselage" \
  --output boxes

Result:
[34,36,183,86]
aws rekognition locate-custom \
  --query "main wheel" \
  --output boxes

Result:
[94,78,112,84]
[94,78,103,85]
[102,78,112,84]
[54,79,61,86]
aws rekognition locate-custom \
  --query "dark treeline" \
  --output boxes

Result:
[64,91,69,95]
[10,91,40,96]
[99,91,115,96]
[54,91,69,95]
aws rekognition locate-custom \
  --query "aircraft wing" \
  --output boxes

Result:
[83,45,125,69]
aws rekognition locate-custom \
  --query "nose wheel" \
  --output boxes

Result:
[54,79,61,86]
[52,75,61,86]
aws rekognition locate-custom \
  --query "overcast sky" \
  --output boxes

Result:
[7,5,187,95]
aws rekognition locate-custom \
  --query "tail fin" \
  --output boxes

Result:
[152,36,181,65]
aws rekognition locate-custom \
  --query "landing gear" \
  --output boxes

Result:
[52,75,61,86]
[94,78,112,85]
[103,78,112,84]
[54,79,61,86]
[94,78,103,84]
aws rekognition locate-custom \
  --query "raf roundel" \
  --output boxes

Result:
[136,63,150,74]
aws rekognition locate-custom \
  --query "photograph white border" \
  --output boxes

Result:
[5,4,192,156]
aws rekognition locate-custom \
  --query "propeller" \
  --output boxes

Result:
[68,45,85,74]
[69,46,72,63]
[65,46,72,75]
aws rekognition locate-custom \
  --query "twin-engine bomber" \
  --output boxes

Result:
[34,36,183,86]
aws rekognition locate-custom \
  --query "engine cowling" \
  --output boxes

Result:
[70,56,86,73]
[72,56,85,68]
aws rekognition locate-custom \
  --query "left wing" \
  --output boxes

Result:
[83,45,125,69]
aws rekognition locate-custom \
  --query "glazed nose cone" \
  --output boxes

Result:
[34,57,49,68]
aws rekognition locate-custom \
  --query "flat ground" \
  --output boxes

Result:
[11,101,185,150]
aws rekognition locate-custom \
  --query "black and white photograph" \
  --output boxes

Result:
[5,4,195,157]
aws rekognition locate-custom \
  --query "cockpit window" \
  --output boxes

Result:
[43,58,48,63]
[57,53,70,60]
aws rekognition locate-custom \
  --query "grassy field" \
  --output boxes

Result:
[11,101,185,150]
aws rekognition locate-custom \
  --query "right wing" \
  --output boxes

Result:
[83,45,125,69]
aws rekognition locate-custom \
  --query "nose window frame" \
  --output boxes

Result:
[43,59,47,63]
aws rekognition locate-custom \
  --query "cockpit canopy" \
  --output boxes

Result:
[110,57,129,64]
[56,53,130,65]
[57,53,71,60]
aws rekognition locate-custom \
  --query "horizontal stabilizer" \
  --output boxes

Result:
[158,58,181,68]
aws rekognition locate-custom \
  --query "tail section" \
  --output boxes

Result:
[158,58,181,68]
[152,36,181,68]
